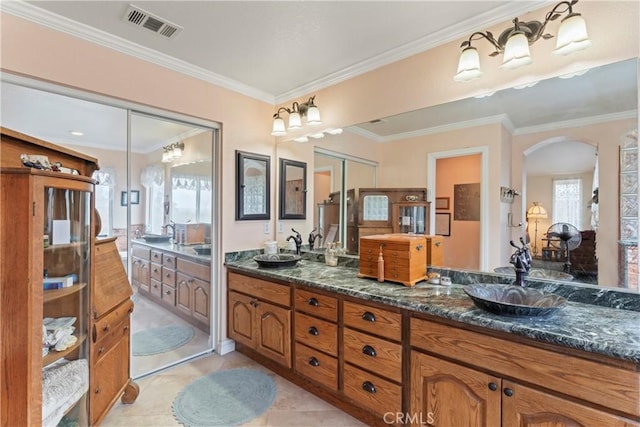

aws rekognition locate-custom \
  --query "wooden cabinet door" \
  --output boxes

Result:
[256,300,291,368]
[192,277,210,326]
[132,258,150,293]
[228,291,256,348]
[410,351,501,427]
[502,381,640,427]
[176,273,193,316]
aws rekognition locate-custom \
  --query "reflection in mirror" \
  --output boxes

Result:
[235,150,270,220]
[342,58,637,290]
[279,158,307,219]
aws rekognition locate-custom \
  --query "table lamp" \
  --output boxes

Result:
[527,202,547,257]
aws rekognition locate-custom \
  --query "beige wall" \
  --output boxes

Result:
[436,155,481,270]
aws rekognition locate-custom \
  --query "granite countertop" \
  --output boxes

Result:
[225,255,640,364]
[132,239,211,264]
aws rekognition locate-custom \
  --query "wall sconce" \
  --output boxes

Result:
[161,141,185,163]
[454,0,591,82]
[500,186,520,203]
[271,95,322,136]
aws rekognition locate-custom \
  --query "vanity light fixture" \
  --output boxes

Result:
[454,0,591,82]
[161,141,185,163]
[271,95,321,136]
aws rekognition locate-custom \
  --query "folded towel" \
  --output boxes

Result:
[42,358,88,427]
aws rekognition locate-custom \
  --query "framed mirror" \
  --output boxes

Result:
[279,158,307,219]
[236,150,270,220]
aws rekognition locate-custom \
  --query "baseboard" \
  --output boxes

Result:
[217,338,235,355]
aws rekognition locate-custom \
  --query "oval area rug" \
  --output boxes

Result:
[172,368,276,426]
[132,325,194,356]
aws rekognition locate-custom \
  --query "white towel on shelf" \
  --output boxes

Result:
[42,358,88,427]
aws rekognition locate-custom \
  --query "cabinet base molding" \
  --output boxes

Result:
[233,343,394,427]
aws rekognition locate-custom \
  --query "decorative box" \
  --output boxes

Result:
[174,223,208,245]
[358,234,428,286]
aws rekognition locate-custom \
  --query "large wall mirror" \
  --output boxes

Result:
[279,158,307,219]
[236,150,270,220]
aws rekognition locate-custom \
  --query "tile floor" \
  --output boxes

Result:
[102,351,367,426]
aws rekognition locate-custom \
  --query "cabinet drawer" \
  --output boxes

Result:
[162,267,176,286]
[150,279,162,299]
[92,299,133,343]
[163,254,176,269]
[92,317,130,363]
[343,364,402,417]
[294,342,337,391]
[343,327,402,382]
[228,272,290,307]
[294,288,338,322]
[150,263,162,281]
[162,283,176,306]
[150,250,163,264]
[177,257,210,281]
[294,312,338,356]
[343,301,402,341]
[131,245,150,260]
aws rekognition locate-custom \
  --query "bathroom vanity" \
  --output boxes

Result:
[225,252,640,426]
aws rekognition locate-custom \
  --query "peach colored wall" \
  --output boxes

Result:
[436,155,481,270]
[511,118,636,286]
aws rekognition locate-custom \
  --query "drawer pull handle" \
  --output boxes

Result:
[249,300,258,308]
[153,283,159,288]
[102,325,109,332]
[488,382,498,391]
[123,325,129,332]
[362,345,377,357]
[362,311,376,322]
[308,326,319,336]
[308,357,320,367]
[362,381,376,394]
[153,268,158,273]
[166,273,171,278]
[95,388,102,394]
[165,290,172,295]
[503,388,514,397]
[416,244,423,251]
[435,241,441,247]
[307,297,319,307]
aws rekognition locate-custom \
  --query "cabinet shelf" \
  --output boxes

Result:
[43,333,87,367]
[43,283,87,303]
[44,241,87,251]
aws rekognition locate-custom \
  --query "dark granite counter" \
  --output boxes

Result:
[132,239,211,265]
[225,252,640,364]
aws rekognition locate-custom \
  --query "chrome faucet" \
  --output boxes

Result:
[162,221,176,241]
[308,228,322,251]
[287,228,303,255]
[509,237,532,287]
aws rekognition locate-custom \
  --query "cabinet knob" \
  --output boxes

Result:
[102,325,109,332]
[188,278,195,283]
[362,345,377,358]
[308,326,319,336]
[361,311,376,322]
[435,241,441,247]
[308,357,320,367]
[95,388,101,394]
[153,268,158,273]
[153,283,159,288]
[307,297,319,307]
[488,382,498,391]
[166,273,171,278]
[98,346,104,354]
[503,388,514,397]
[165,290,172,295]
[123,325,129,332]
[362,381,376,394]
[416,244,423,251]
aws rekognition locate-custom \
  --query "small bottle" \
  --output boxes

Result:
[377,245,384,282]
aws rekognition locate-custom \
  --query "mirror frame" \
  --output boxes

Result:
[279,158,307,220]
[235,150,270,220]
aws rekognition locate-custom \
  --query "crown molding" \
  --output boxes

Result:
[513,110,638,135]
[1,1,275,104]
[275,1,551,103]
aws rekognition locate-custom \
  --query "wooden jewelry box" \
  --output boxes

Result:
[358,234,428,286]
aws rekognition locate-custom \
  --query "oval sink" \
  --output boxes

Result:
[140,234,171,243]
[463,283,566,317]
[191,244,211,256]
[493,266,573,281]
[253,253,301,268]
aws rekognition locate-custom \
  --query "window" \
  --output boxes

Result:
[172,174,211,224]
[92,169,116,236]
[141,164,165,235]
[552,178,582,227]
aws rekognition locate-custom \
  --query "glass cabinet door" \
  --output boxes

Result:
[42,184,91,425]
[396,204,427,234]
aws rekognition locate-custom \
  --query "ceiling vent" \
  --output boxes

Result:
[123,4,183,39]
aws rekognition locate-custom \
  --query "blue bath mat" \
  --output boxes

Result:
[132,325,194,356]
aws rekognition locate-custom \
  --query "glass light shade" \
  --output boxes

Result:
[309,133,325,139]
[305,106,321,125]
[527,202,548,219]
[453,47,482,82]
[553,13,591,56]
[271,117,286,136]
[500,31,532,70]
[161,150,172,163]
[288,111,302,129]
[172,145,182,158]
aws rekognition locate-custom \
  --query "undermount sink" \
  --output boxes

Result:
[191,244,211,256]
[253,253,301,268]
[140,234,171,243]
[493,266,573,282]
[463,283,566,317]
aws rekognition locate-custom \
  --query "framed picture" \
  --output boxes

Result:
[121,190,140,206]
[435,212,451,236]
[435,197,450,210]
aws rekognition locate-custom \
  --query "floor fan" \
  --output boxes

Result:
[546,223,582,273]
